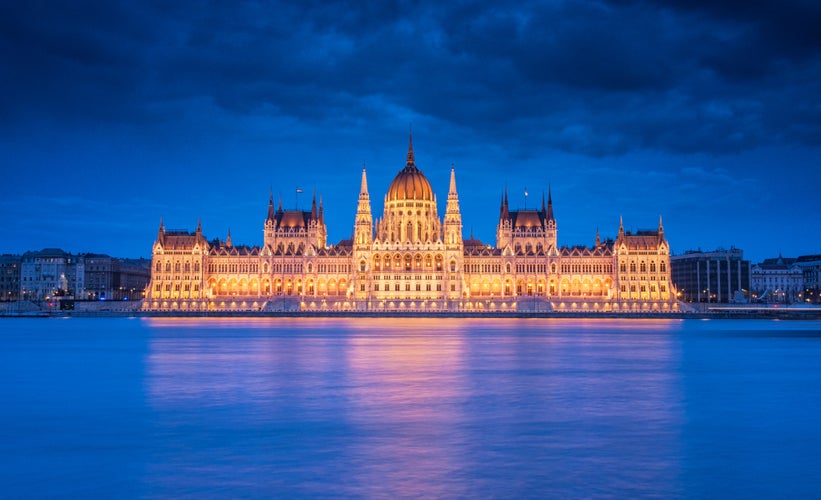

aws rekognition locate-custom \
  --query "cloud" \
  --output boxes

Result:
[1,0,819,156]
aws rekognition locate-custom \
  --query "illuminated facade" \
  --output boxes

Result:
[144,137,677,312]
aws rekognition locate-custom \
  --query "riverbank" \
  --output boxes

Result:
[3,307,821,320]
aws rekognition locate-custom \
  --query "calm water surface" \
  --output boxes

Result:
[1,317,820,498]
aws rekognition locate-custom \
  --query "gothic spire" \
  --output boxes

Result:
[311,188,318,219]
[319,195,325,223]
[618,215,625,238]
[546,184,554,221]
[267,189,275,221]
[448,163,457,195]
[360,165,369,196]
[226,228,232,248]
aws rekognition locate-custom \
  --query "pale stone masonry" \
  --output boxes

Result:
[145,137,677,312]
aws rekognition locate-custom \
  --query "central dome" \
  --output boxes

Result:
[386,134,434,202]
[387,165,434,201]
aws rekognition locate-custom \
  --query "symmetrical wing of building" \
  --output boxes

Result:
[144,138,678,312]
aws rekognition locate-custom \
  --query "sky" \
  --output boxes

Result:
[1,0,819,264]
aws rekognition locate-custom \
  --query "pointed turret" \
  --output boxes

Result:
[226,229,232,248]
[595,227,601,247]
[618,215,625,239]
[319,196,325,224]
[546,185,554,221]
[311,189,318,219]
[353,165,373,246]
[444,164,462,247]
[196,218,202,238]
[157,217,165,244]
[500,189,510,220]
[360,164,369,195]
[267,189,275,221]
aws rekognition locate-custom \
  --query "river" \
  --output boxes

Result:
[1,317,820,497]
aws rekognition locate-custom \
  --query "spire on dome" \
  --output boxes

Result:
[405,130,415,167]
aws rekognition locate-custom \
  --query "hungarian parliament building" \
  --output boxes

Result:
[144,137,678,313]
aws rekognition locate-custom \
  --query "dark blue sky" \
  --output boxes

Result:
[1,0,819,263]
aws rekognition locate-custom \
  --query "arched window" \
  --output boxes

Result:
[551,263,557,274]
[506,263,511,273]
[650,262,656,272]
[155,261,161,272]
[165,262,171,272]
[360,260,366,272]
[640,261,646,273]
[450,260,457,272]
[660,262,667,272]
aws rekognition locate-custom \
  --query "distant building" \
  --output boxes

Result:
[671,248,750,303]
[143,136,678,313]
[84,255,151,301]
[20,249,84,301]
[751,255,803,303]
[0,254,21,301]
[795,254,821,304]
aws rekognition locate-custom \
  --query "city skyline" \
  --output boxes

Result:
[2,1,820,263]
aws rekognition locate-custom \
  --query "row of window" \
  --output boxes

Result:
[157,262,202,273]
[561,263,614,274]
[373,275,439,281]
[620,284,668,293]
[374,283,444,292]
[156,283,201,292]
[619,262,667,273]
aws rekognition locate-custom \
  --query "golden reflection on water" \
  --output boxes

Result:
[143,317,684,496]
